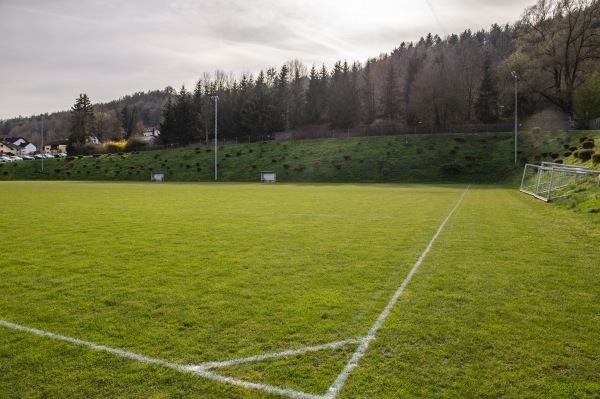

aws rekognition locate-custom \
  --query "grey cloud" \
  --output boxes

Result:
[0,0,529,119]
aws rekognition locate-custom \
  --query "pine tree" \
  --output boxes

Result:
[159,95,176,144]
[67,93,96,153]
[474,55,499,124]
[272,65,289,131]
[361,60,376,125]
[121,105,143,139]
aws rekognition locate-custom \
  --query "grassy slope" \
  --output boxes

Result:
[1,130,597,184]
[4,129,598,212]
[1,183,599,398]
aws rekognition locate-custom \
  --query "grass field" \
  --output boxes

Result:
[1,182,599,398]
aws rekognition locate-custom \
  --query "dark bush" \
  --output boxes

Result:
[54,168,62,173]
[592,153,600,164]
[551,153,559,159]
[553,159,563,164]
[334,164,342,170]
[449,149,457,155]
[582,140,595,149]
[564,144,570,149]
[344,155,351,160]
[465,155,475,161]
[454,137,466,142]
[564,151,572,157]
[578,149,593,161]
[441,162,463,175]
[93,154,101,158]
[579,137,588,143]
[569,146,578,151]
[283,163,290,169]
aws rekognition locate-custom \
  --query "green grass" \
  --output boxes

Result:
[1,182,599,398]
[0,131,537,183]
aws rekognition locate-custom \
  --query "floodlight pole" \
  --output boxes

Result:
[41,115,44,171]
[511,71,518,164]
[212,95,219,180]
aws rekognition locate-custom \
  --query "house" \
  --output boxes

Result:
[44,139,68,154]
[86,135,100,145]
[0,140,19,156]
[1,137,37,154]
[142,127,160,143]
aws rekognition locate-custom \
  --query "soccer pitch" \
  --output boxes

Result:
[1,182,599,398]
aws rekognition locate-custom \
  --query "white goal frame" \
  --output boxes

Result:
[261,171,276,183]
[150,172,164,182]
[520,161,600,202]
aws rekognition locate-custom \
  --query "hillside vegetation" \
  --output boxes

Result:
[2,130,599,186]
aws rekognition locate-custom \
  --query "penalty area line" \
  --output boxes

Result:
[326,185,470,398]
[192,337,364,370]
[0,319,324,399]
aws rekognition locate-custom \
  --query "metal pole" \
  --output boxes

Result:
[41,115,44,171]
[213,96,219,180]
[512,71,518,164]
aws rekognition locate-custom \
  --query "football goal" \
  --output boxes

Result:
[520,161,600,202]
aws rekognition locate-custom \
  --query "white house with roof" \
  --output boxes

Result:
[142,127,160,143]
[1,137,37,154]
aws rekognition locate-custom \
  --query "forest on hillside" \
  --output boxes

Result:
[2,0,599,148]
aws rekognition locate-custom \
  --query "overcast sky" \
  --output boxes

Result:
[0,0,530,120]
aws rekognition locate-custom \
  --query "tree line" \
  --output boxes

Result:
[2,0,599,148]
[159,0,600,144]
[0,90,170,148]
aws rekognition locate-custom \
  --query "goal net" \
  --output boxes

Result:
[520,162,600,202]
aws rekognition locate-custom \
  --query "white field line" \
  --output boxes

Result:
[325,185,470,398]
[192,338,364,370]
[0,319,323,399]
[190,369,325,399]
[1,185,469,399]
[0,319,188,372]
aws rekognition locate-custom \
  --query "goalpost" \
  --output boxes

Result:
[520,162,600,202]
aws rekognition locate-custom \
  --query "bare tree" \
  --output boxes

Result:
[517,0,600,115]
